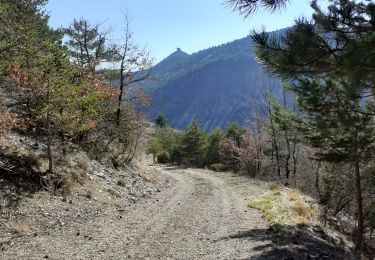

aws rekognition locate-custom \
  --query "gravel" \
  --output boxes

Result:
[0,165,354,259]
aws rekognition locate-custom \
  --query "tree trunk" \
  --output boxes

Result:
[116,58,125,125]
[291,142,299,187]
[284,129,291,186]
[46,86,53,173]
[283,91,291,186]
[127,120,141,163]
[263,86,281,178]
[314,161,322,200]
[353,160,364,257]
[270,117,281,178]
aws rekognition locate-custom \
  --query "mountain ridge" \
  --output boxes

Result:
[144,31,284,130]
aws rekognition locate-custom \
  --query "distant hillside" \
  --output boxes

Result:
[144,32,283,131]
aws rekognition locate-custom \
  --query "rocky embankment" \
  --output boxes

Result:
[0,134,172,258]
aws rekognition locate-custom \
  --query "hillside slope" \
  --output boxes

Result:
[144,34,282,130]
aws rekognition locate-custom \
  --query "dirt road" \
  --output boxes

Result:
[119,166,269,259]
[2,164,353,259]
[2,165,271,259]
[115,167,350,259]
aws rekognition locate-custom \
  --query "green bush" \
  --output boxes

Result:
[208,163,227,172]
[157,150,170,164]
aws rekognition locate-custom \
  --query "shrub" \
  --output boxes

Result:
[146,137,162,163]
[208,163,227,172]
[74,152,91,173]
[290,201,314,218]
[61,174,75,196]
[157,150,170,164]
[219,139,241,171]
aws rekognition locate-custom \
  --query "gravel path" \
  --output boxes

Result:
[116,166,269,259]
[1,165,270,259]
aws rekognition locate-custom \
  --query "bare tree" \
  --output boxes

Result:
[115,15,153,125]
[263,83,281,178]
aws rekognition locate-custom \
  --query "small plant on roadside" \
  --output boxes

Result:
[288,189,301,201]
[249,187,318,225]
[12,219,29,235]
[291,201,315,218]
[61,174,75,196]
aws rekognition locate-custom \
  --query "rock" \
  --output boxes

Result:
[117,180,126,187]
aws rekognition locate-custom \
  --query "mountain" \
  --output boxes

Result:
[144,32,283,131]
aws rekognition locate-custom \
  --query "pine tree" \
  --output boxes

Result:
[226,122,246,148]
[248,0,375,253]
[62,18,117,72]
[155,126,176,159]
[181,118,207,167]
[155,114,167,128]
[227,0,291,17]
[206,127,226,165]
[292,76,375,252]
[0,0,51,74]
[252,1,375,82]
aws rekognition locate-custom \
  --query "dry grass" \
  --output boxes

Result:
[291,201,315,217]
[12,219,29,235]
[60,164,90,197]
[249,194,286,223]
[60,152,91,194]
[269,183,283,192]
[287,189,301,201]
[249,187,317,225]
[61,175,75,196]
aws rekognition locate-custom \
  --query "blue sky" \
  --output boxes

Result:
[46,0,317,62]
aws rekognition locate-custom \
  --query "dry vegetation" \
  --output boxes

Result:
[11,218,29,235]
[249,185,318,225]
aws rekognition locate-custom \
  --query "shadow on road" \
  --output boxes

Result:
[218,224,354,260]
[0,154,44,209]
[0,170,43,209]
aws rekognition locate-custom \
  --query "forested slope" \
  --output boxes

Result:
[144,35,282,130]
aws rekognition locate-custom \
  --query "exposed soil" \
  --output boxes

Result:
[0,165,355,259]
